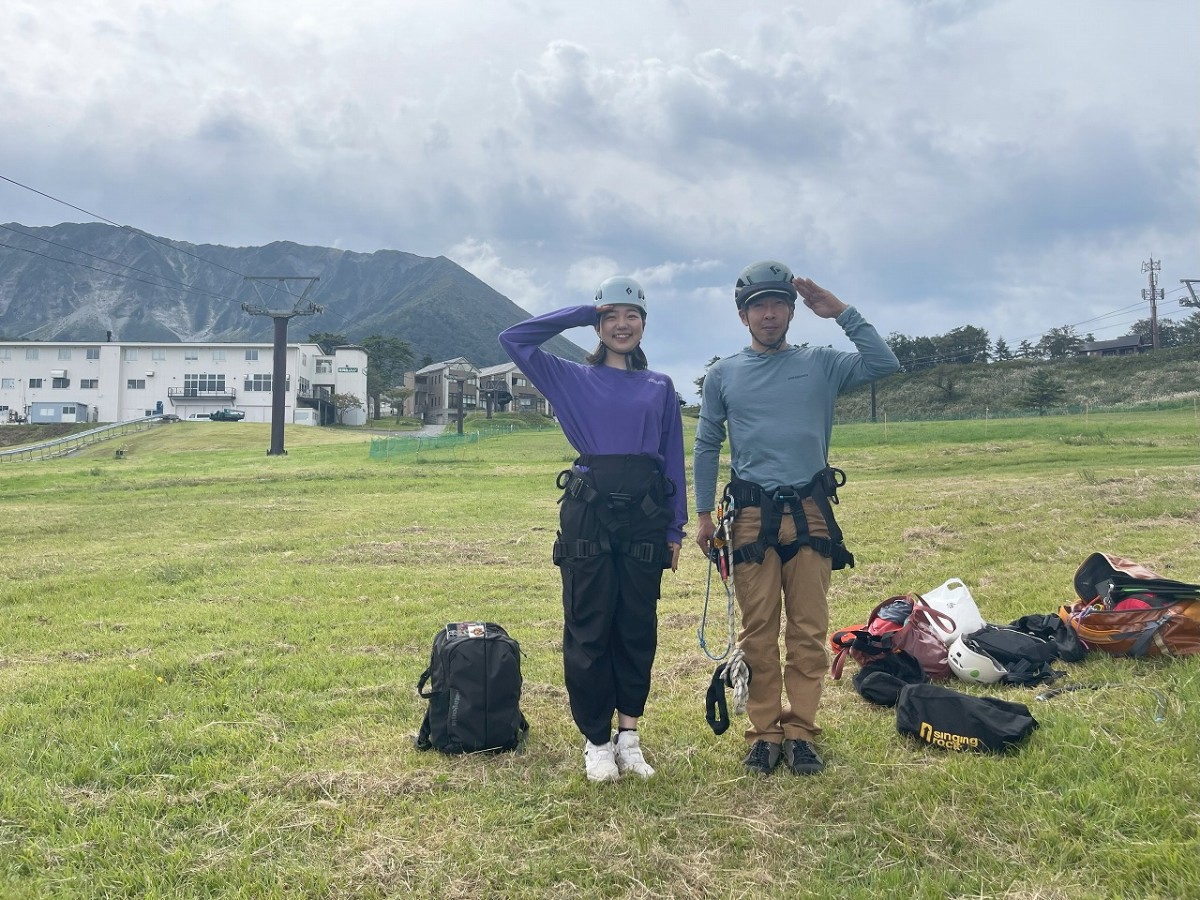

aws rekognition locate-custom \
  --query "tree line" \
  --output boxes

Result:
[886,309,1200,374]
[692,305,1200,408]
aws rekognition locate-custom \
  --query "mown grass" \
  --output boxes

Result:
[1,411,1198,898]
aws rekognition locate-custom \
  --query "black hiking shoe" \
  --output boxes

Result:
[781,739,825,775]
[742,739,781,775]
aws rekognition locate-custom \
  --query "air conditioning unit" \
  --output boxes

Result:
[145,371,155,377]
[51,369,67,378]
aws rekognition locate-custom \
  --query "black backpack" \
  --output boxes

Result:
[414,622,530,754]
[963,625,1059,686]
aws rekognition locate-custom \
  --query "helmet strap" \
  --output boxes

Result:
[599,340,636,369]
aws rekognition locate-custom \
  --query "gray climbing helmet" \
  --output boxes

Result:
[595,276,647,316]
[734,260,798,310]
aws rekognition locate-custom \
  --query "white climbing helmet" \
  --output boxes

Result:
[595,276,647,316]
[947,635,1007,684]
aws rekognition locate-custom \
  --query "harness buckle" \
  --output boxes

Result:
[771,486,800,506]
[607,492,635,510]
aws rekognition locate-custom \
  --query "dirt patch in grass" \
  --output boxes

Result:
[901,524,958,553]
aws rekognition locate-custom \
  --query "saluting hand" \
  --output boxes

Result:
[793,277,848,319]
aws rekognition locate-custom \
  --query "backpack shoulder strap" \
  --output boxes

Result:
[414,709,433,751]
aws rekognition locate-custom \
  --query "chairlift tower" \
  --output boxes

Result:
[241,276,323,456]
[1181,279,1200,309]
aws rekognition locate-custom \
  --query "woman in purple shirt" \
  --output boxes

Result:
[499,276,687,783]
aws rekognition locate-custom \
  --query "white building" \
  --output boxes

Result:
[0,340,368,426]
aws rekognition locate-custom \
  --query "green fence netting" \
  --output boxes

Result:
[369,422,559,459]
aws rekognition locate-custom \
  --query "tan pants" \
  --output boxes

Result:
[731,498,832,744]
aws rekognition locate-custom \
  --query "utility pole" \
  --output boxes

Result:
[1141,257,1164,351]
[242,276,323,456]
[455,378,466,435]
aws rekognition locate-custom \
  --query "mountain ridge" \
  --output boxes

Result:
[0,222,586,366]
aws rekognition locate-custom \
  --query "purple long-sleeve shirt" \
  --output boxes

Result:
[499,304,688,544]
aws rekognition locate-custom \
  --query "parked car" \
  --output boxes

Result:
[209,408,246,422]
[185,413,212,421]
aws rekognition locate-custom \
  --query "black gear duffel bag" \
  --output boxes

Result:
[896,683,1038,753]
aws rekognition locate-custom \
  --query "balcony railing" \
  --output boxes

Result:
[167,387,237,402]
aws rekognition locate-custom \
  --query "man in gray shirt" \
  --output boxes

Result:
[694,260,899,775]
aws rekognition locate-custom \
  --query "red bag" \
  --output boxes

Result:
[832,594,956,680]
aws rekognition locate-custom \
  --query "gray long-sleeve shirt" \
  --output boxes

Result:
[693,306,899,513]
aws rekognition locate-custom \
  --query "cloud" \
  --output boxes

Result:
[1,0,1197,397]
[448,237,549,312]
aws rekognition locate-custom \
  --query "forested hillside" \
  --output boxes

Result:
[836,344,1200,422]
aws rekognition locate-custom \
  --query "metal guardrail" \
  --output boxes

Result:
[0,415,170,463]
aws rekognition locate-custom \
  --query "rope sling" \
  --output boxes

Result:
[699,496,750,725]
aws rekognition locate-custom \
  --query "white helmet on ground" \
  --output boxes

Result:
[595,276,647,316]
[947,635,1007,684]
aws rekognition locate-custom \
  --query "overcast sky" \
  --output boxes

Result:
[2,0,1197,395]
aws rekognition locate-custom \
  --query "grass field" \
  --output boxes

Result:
[1,411,1198,898]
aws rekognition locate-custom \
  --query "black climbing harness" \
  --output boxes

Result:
[552,454,675,568]
[724,466,854,570]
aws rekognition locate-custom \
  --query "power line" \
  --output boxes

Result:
[0,226,246,304]
[0,173,256,283]
[0,173,363,334]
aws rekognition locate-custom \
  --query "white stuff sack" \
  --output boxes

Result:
[921,578,985,644]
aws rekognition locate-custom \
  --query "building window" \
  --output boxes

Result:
[124,349,139,361]
[62,406,76,416]
[127,379,146,390]
[86,348,100,360]
[245,350,259,361]
[184,374,226,395]
[515,376,527,387]
[52,377,70,389]
[0,348,10,359]
[185,349,199,360]
[26,348,39,360]
[1,378,13,389]
[81,379,99,389]
[28,378,43,388]
[212,349,225,362]
[152,349,167,361]
[58,348,72,360]
[316,359,332,374]
[245,374,272,392]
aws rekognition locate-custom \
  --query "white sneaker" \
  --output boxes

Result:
[584,739,620,782]
[614,730,655,778]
